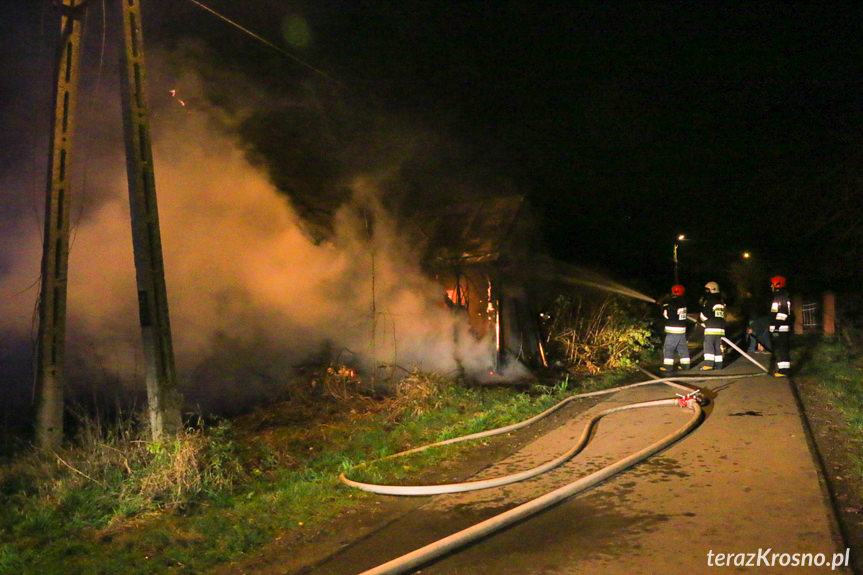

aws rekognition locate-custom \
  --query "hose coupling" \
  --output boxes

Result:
[676,390,703,409]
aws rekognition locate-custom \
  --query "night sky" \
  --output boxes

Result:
[3,1,863,294]
[314,1,863,294]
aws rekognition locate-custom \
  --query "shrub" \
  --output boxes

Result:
[543,294,654,373]
[0,415,251,539]
[130,422,245,508]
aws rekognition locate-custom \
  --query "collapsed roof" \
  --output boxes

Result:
[411,194,541,270]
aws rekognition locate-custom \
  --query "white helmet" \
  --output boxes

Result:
[705,281,720,294]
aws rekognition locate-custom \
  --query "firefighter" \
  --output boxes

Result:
[769,275,792,376]
[660,285,690,371]
[699,281,726,370]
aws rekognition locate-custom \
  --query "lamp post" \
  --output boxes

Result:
[673,234,686,284]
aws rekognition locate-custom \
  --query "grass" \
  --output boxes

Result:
[6,335,861,574]
[792,335,863,575]
[0,369,637,575]
[797,337,863,471]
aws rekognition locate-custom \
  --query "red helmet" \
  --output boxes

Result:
[671,285,685,296]
[771,276,787,289]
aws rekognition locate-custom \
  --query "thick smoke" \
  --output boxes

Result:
[0,55,499,415]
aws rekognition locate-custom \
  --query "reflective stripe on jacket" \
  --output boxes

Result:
[770,288,792,333]
[662,295,688,335]
[700,293,726,334]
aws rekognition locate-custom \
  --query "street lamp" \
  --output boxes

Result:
[673,234,686,284]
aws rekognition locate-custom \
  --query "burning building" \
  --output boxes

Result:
[410,195,547,373]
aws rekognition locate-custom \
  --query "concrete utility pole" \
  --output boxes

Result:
[36,0,182,447]
[119,0,183,438]
[35,0,91,450]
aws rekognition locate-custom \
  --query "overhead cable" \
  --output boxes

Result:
[184,0,341,87]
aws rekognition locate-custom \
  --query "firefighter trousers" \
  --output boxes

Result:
[771,331,791,374]
[663,333,690,368]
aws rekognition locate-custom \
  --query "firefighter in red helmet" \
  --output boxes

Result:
[769,275,792,376]
[660,284,690,371]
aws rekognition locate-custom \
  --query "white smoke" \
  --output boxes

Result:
[0,69,500,412]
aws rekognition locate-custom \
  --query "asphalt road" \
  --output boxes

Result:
[307,354,852,575]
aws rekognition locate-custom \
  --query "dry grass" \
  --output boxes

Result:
[0,360,643,574]
[386,371,448,420]
[544,294,653,373]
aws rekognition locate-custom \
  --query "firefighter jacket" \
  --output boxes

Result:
[770,288,792,333]
[699,293,726,336]
[662,295,688,334]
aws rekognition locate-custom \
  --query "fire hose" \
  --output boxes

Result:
[684,313,770,373]
[339,374,749,575]
[721,335,770,373]
[340,374,719,495]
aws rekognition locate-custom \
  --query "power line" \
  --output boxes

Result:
[184,0,342,88]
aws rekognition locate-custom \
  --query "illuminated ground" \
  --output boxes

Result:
[215,356,859,575]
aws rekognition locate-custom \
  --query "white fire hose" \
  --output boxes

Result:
[339,373,749,575]
[721,335,770,373]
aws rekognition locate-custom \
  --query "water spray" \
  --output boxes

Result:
[530,256,657,303]
[554,274,657,303]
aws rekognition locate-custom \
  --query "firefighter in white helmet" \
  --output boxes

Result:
[769,275,792,376]
[699,281,726,370]
[660,285,691,371]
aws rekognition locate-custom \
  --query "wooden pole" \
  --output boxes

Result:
[119,0,183,438]
[35,0,90,450]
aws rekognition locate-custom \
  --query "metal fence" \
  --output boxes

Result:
[800,301,819,330]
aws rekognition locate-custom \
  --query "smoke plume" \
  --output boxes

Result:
[0,55,498,415]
